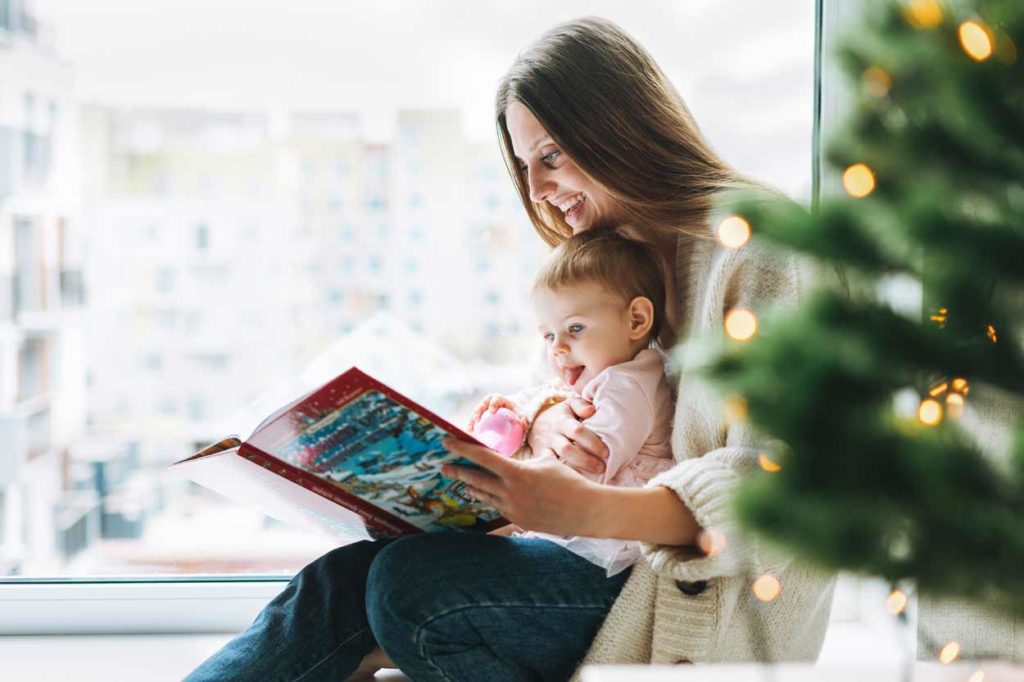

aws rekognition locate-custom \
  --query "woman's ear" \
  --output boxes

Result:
[627,296,655,341]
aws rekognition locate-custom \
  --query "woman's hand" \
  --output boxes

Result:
[527,397,609,476]
[442,437,606,537]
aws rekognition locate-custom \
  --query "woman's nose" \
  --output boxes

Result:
[528,166,554,203]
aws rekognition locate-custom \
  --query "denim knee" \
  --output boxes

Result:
[365,535,437,659]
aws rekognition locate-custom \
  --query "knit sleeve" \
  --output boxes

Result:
[639,441,790,581]
[506,382,575,428]
[638,239,802,581]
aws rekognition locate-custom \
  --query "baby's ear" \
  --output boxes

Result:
[628,296,655,340]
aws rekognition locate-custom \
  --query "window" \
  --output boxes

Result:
[0,0,825,636]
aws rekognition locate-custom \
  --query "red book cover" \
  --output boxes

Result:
[170,367,506,542]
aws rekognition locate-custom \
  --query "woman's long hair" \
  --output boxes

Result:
[496,17,752,246]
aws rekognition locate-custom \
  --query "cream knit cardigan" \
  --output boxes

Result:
[571,230,837,674]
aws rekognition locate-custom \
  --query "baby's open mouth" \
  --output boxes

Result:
[562,365,585,387]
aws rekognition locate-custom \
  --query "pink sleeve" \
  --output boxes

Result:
[580,372,654,484]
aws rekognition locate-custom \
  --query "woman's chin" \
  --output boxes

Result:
[568,216,593,235]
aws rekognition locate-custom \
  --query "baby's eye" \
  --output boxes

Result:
[568,323,584,334]
[542,332,555,342]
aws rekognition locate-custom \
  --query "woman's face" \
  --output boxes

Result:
[505,101,624,234]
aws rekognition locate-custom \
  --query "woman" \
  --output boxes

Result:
[187,17,835,682]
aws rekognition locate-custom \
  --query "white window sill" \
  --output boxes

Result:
[0,579,288,634]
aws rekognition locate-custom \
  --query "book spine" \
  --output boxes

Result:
[237,443,421,537]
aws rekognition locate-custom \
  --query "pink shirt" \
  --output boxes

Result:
[517,347,676,575]
[578,348,675,488]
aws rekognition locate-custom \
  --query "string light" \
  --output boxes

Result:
[969,670,986,682]
[758,452,782,473]
[918,398,943,426]
[959,20,994,62]
[725,308,758,341]
[716,215,752,249]
[930,307,948,327]
[939,640,961,664]
[698,528,728,557]
[946,393,964,419]
[928,382,948,397]
[724,395,749,424]
[886,589,908,615]
[862,66,891,98]
[753,574,781,602]
[842,163,876,198]
[902,0,943,29]
[987,324,998,343]
[951,377,969,394]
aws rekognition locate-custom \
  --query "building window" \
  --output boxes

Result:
[187,397,207,421]
[154,267,175,294]
[196,223,209,250]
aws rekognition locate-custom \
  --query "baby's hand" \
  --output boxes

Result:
[468,394,519,431]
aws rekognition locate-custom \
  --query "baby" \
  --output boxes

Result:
[468,229,675,576]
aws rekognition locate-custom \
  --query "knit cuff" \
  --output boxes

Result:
[510,383,574,427]
[640,448,787,581]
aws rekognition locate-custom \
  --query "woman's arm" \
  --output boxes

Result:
[594,485,700,546]
[442,437,700,546]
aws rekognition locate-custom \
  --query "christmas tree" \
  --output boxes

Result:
[705,0,1024,622]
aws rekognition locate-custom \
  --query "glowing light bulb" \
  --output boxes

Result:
[918,398,943,426]
[698,528,728,557]
[902,0,943,29]
[842,163,876,198]
[959,21,994,62]
[987,324,998,343]
[862,66,892,98]
[717,215,751,249]
[939,640,961,664]
[724,395,748,424]
[758,452,782,473]
[725,308,758,341]
[969,669,986,682]
[928,382,948,397]
[946,393,964,419]
[886,589,908,615]
[753,575,781,602]
[951,378,968,393]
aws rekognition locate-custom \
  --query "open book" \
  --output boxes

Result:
[170,367,506,542]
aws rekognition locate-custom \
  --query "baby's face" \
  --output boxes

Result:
[532,282,637,392]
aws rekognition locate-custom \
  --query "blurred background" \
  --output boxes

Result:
[0,0,814,577]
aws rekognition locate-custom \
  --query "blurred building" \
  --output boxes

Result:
[79,106,540,459]
[60,105,540,575]
[0,3,87,575]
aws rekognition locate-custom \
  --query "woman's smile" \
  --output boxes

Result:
[555,193,587,229]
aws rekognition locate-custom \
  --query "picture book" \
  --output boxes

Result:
[170,367,506,542]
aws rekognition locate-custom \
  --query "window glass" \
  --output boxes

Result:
[4,0,814,578]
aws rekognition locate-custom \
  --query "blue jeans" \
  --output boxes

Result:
[186,533,630,681]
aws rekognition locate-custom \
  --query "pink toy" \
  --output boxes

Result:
[471,408,526,456]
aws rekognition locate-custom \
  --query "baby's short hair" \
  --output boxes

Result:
[533,229,667,340]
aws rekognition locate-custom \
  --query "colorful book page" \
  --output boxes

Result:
[255,388,502,533]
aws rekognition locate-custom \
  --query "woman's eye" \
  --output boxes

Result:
[542,150,561,165]
[519,164,528,175]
